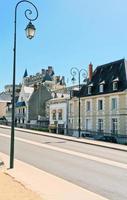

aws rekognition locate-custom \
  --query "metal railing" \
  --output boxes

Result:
[0,120,127,145]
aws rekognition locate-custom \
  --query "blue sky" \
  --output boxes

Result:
[1,0,127,92]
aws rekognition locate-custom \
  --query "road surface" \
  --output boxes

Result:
[0,127,127,200]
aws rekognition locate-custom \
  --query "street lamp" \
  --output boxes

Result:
[10,0,38,169]
[70,67,87,138]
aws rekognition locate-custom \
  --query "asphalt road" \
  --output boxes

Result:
[0,127,127,200]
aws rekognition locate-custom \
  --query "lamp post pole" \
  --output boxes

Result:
[70,67,87,138]
[10,0,38,169]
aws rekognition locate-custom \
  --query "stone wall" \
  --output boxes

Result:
[28,85,52,121]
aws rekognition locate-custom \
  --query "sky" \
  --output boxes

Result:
[1,0,127,92]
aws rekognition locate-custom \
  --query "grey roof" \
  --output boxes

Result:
[78,58,127,97]
[0,92,12,102]
[16,101,26,107]
[43,73,53,81]
[23,69,28,78]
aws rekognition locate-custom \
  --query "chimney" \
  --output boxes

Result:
[42,69,46,75]
[88,62,93,82]
[48,66,53,75]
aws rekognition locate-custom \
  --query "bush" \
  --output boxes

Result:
[32,127,49,132]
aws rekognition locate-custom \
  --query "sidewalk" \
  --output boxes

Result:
[0,153,109,200]
[0,171,43,200]
[0,160,44,200]
[0,160,43,200]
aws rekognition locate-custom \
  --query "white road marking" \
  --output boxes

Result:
[0,132,127,169]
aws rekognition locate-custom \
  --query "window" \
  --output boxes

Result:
[113,82,118,91]
[99,84,104,93]
[98,100,103,110]
[111,118,118,134]
[23,108,25,114]
[69,119,73,124]
[98,119,103,132]
[111,98,117,110]
[70,103,73,114]
[86,101,91,111]
[52,110,56,120]
[52,113,56,120]
[58,110,62,120]
[88,86,92,95]
[85,119,92,130]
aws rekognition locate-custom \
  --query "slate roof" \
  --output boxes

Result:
[79,59,127,97]
[43,73,53,82]
[0,92,11,102]
[23,69,28,78]
[16,101,26,107]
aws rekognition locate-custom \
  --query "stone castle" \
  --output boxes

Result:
[23,66,66,90]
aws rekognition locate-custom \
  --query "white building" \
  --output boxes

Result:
[48,93,70,134]
[16,85,34,124]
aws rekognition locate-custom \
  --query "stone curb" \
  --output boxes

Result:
[0,125,127,152]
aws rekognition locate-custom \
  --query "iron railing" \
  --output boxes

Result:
[0,120,127,145]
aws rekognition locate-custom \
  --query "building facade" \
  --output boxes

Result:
[15,66,66,125]
[48,93,70,134]
[69,59,127,137]
[0,84,21,122]
[28,85,52,125]
[15,85,34,124]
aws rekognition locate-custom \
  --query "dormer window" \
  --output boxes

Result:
[113,82,118,91]
[113,78,119,91]
[88,83,93,95]
[99,81,105,93]
[88,86,92,95]
[52,92,57,98]
[99,84,104,93]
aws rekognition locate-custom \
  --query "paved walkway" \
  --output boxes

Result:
[0,153,109,200]
[0,165,43,200]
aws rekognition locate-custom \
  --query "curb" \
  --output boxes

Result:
[19,128,127,152]
[0,125,127,152]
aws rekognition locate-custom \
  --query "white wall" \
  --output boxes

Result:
[49,101,67,127]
